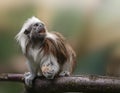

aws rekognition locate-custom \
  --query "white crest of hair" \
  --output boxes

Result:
[15,16,44,53]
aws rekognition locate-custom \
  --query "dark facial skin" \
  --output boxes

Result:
[32,22,45,33]
[24,23,45,40]
[24,22,46,43]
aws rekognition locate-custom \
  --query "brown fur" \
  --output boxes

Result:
[26,31,76,73]
[42,32,69,64]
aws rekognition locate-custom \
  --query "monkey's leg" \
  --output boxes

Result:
[24,61,38,87]
[41,61,59,79]
[59,62,72,76]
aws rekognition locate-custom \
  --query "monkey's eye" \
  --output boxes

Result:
[24,29,30,35]
[34,23,39,26]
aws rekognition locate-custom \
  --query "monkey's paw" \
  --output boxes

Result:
[41,64,55,79]
[59,71,70,77]
[24,72,35,87]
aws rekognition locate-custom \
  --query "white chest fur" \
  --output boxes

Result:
[28,48,42,62]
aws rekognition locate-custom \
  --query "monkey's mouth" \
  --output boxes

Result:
[30,28,46,41]
[38,28,46,35]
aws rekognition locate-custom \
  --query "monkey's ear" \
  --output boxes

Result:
[24,29,30,35]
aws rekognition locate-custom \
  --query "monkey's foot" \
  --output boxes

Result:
[59,71,70,77]
[41,64,55,79]
[24,72,35,87]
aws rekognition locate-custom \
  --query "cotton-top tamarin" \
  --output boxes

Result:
[16,16,76,86]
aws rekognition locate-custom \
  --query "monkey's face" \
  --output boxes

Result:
[24,22,46,42]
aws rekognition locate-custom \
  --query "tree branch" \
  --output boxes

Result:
[0,73,120,93]
[0,73,24,82]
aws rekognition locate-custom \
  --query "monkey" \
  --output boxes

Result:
[16,16,76,86]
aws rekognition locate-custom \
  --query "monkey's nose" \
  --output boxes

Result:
[38,27,45,34]
[39,23,44,29]
[33,23,45,33]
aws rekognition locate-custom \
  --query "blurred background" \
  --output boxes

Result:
[0,0,120,93]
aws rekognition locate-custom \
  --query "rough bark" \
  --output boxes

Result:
[0,73,120,93]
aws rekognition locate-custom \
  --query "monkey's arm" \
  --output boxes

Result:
[24,60,39,86]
